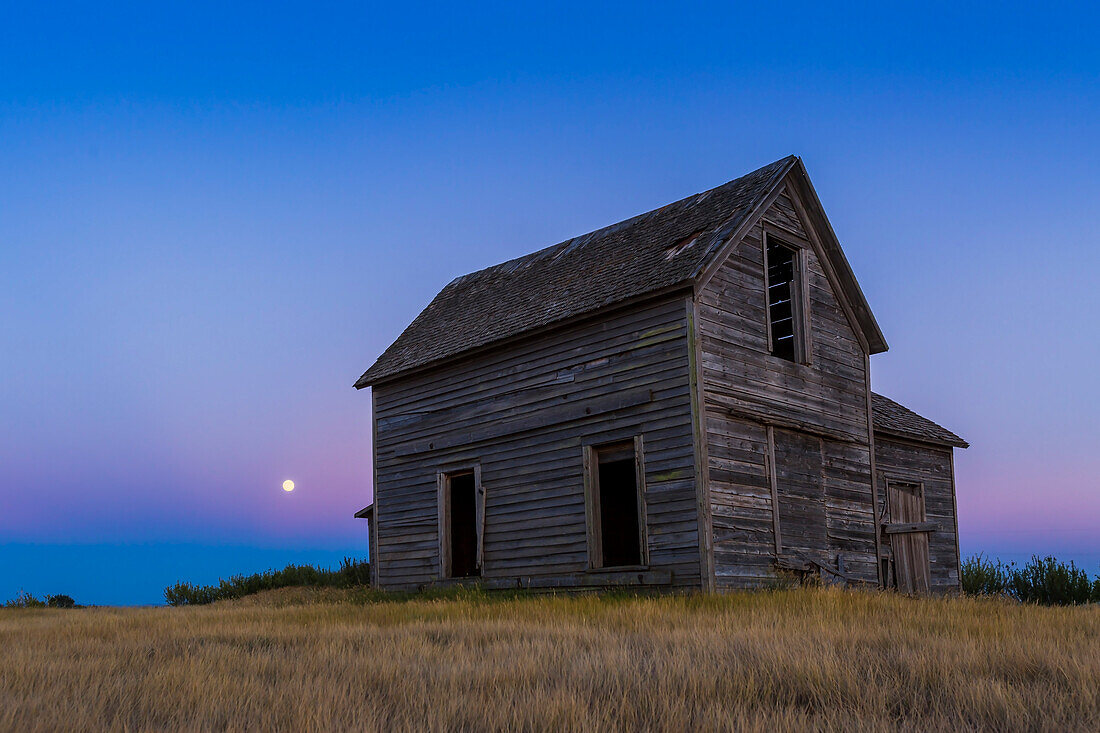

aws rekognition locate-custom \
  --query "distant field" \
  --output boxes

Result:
[1,587,1097,731]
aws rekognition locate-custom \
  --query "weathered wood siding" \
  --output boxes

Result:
[874,436,960,593]
[696,185,878,588]
[371,295,700,591]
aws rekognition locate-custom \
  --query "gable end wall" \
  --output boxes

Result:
[695,185,879,588]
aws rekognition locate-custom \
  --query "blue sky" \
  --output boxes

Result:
[1,2,1098,604]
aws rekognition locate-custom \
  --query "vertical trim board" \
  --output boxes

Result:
[864,353,883,587]
[686,297,714,591]
[766,424,782,555]
[634,434,652,567]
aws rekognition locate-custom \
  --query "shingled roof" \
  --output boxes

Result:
[357,156,885,387]
[871,393,968,448]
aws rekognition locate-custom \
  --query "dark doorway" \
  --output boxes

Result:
[596,445,643,568]
[448,472,479,577]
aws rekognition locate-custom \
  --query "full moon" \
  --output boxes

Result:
[282,479,295,492]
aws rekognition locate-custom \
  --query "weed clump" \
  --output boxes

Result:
[3,592,81,609]
[961,554,1099,605]
[3,591,46,609]
[164,557,370,606]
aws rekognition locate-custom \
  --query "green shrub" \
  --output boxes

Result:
[960,554,1013,596]
[1009,555,1095,606]
[165,557,370,606]
[961,554,1100,606]
[46,594,77,608]
[3,592,82,609]
[4,591,47,609]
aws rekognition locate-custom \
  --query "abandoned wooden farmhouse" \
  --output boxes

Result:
[354,156,968,594]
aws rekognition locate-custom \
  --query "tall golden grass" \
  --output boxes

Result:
[1,587,1097,731]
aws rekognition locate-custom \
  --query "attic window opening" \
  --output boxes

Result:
[665,231,704,260]
[765,234,806,363]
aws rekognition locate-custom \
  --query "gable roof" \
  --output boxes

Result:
[871,392,968,448]
[357,156,885,387]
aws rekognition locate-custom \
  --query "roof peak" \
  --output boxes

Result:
[356,155,878,388]
[449,156,798,289]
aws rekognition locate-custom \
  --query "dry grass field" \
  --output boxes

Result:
[1,587,1098,731]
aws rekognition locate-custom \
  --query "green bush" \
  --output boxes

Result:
[3,592,82,609]
[4,591,47,609]
[961,554,1100,606]
[165,557,370,606]
[960,554,1013,596]
[1010,556,1095,606]
[46,594,77,608]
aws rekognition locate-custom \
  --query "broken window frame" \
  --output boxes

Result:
[437,464,485,579]
[582,436,649,570]
[762,230,811,364]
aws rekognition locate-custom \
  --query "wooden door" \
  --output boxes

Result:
[887,481,931,593]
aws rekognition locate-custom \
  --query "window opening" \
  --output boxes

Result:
[766,236,801,362]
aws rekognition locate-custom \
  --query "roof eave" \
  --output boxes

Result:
[873,427,969,450]
[353,283,697,389]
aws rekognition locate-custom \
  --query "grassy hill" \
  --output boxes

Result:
[1,587,1097,731]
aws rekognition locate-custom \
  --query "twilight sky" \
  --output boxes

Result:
[2,2,1097,604]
